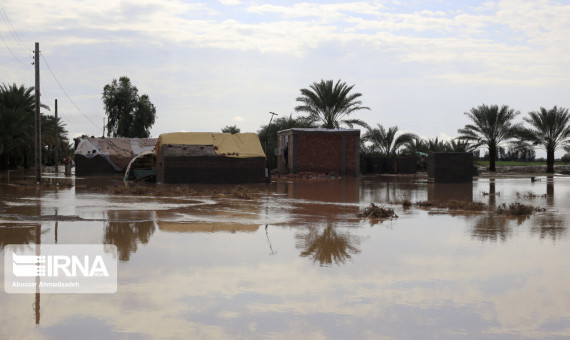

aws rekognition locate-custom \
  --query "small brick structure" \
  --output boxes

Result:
[155,132,267,184]
[157,145,265,184]
[276,129,360,176]
[427,152,473,183]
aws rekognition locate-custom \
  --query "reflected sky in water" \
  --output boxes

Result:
[0,172,569,339]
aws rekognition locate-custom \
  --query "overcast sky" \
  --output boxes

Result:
[1,0,570,155]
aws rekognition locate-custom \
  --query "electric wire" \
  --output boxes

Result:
[0,3,28,53]
[41,54,101,131]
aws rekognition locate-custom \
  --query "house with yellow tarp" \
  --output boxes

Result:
[155,132,267,184]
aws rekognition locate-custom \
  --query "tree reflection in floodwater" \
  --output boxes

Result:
[103,211,156,261]
[295,224,360,266]
[0,225,45,249]
[470,215,514,242]
[531,213,567,241]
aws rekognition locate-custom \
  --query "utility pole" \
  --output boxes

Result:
[264,111,278,180]
[34,42,41,183]
[54,99,58,174]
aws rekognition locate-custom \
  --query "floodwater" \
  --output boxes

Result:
[0,169,569,339]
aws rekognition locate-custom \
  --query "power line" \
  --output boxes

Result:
[0,3,28,53]
[0,30,27,66]
[41,53,101,131]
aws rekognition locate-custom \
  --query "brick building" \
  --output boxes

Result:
[276,129,360,176]
[156,132,266,184]
[427,152,473,183]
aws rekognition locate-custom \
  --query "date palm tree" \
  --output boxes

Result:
[457,104,521,172]
[295,79,370,129]
[521,106,570,173]
[363,124,417,157]
[0,83,49,169]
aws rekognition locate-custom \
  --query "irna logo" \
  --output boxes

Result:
[12,253,109,277]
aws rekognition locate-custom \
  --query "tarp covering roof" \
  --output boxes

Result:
[156,132,266,158]
[75,137,157,171]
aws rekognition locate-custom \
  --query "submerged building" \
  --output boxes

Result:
[74,137,157,176]
[427,152,473,183]
[156,132,266,184]
[276,129,360,176]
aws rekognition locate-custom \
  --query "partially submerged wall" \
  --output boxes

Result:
[360,155,417,174]
[157,144,265,184]
[277,129,360,176]
[74,137,157,176]
[428,152,473,183]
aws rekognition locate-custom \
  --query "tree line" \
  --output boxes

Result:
[3,77,569,174]
[253,79,570,174]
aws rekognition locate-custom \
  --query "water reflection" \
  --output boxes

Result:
[470,215,512,242]
[103,211,156,261]
[274,178,360,203]
[295,224,360,266]
[546,176,554,206]
[0,225,39,249]
[427,182,473,202]
[531,214,567,241]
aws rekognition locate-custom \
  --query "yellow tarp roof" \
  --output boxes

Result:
[156,132,266,159]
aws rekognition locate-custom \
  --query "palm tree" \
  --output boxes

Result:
[41,115,69,165]
[449,139,476,152]
[295,79,370,129]
[521,106,570,173]
[0,105,32,169]
[457,104,521,172]
[257,114,316,169]
[426,137,451,152]
[0,83,49,169]
[363,124,417,157]
[403,137,428,155]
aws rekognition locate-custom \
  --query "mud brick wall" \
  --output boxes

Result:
[278,130,360,176]
[75,155,120,176]
[157,146,265,183]
[396,156,417,174]
[427,152,473,183]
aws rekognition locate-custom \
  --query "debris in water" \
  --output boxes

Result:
[496,202,544,215]
[232,185,252,199]
[358,203,398,219]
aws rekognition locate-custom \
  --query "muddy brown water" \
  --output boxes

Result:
[0,169,569,339]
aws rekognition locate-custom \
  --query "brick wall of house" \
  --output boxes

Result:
[277,129,360,176]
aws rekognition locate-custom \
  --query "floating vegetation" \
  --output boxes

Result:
[444,200,487,212]
[496,202,545,215]
[415,200,487,212]
[515,191,546,199]
[231,185,252,199]
[481,191,500,196]
[401,199,412,208]
[358,203,398,219]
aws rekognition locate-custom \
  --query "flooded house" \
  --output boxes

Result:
[156,132,266,183]
[74,137,157,176]
[276,128,360,176]
[427,152,473,182]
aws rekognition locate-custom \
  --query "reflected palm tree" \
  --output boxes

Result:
[295,224,360,266]
[546,176,554,206]
[531,214,567,241]
[488,179,497,208]
[470,215,513,242]
[103,219,155,261]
